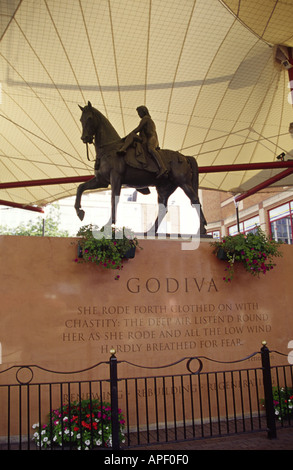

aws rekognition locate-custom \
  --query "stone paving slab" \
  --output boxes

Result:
[127,426,293,450]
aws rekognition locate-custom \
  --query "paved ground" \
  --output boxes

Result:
[127,427,293,451]
[2,425,292,452]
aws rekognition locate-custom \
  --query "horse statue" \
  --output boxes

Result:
[75,101,207,235]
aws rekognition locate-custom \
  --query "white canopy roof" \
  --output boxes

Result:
[1,0,293,209]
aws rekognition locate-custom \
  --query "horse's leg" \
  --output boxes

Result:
[180,183,207,235]
[148,185,175,235]
[74,176,107,220]
[154,197,167,235]
[109,172,122,226]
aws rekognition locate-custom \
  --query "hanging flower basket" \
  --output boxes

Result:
[124,245,136,259]
[210,227,283,282]
[75,224,142,279]
[216,247,229,261]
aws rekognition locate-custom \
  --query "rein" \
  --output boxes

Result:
[85,141,96,162]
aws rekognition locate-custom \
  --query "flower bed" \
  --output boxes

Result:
[272,387,293,421]
[32,399,125,449]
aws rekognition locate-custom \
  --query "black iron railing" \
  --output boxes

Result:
[0,343,292,450]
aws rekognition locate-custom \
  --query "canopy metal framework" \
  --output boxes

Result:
[1,0,293,213]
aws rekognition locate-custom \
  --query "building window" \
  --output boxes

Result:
[269,202,293,244]
[228,215,260,236]
[207,230,220,239]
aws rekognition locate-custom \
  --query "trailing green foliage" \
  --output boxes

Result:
[75,224,141,279]
[211,227,283,282]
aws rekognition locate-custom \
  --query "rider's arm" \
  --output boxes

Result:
[132,116,147,134]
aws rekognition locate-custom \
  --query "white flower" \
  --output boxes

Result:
[43,437,48,442]
[77,433,81,439]
[64,429,70,435]
[96,439,102,446]
[33,432,39,438]
[32,423,39,429]
[41,430,46,435]
[85,439,90,446]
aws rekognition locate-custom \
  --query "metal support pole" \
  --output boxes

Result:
[261,341,277,439]
[234,198,240,233]
[109,349,120,450]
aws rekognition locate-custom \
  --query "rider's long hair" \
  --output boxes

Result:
[136,105,150,117]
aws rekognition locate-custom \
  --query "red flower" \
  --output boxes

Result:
[81,420,91,429]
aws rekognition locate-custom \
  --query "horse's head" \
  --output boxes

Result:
[79,101,96,144]
[78,101,121,146]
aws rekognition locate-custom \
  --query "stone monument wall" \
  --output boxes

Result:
[0,235,292,435]
[0,235,291,369]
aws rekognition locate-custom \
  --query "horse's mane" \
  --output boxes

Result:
[90,106,121,143]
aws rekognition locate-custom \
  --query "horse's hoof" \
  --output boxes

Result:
[77,209,85,221]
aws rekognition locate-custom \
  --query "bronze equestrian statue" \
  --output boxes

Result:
[75,101,207,235]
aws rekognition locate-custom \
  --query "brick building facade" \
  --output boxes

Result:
[202,187,293,243]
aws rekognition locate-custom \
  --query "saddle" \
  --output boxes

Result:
[124,141,158,174]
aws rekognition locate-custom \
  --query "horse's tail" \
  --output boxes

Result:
[185,155,199,195]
